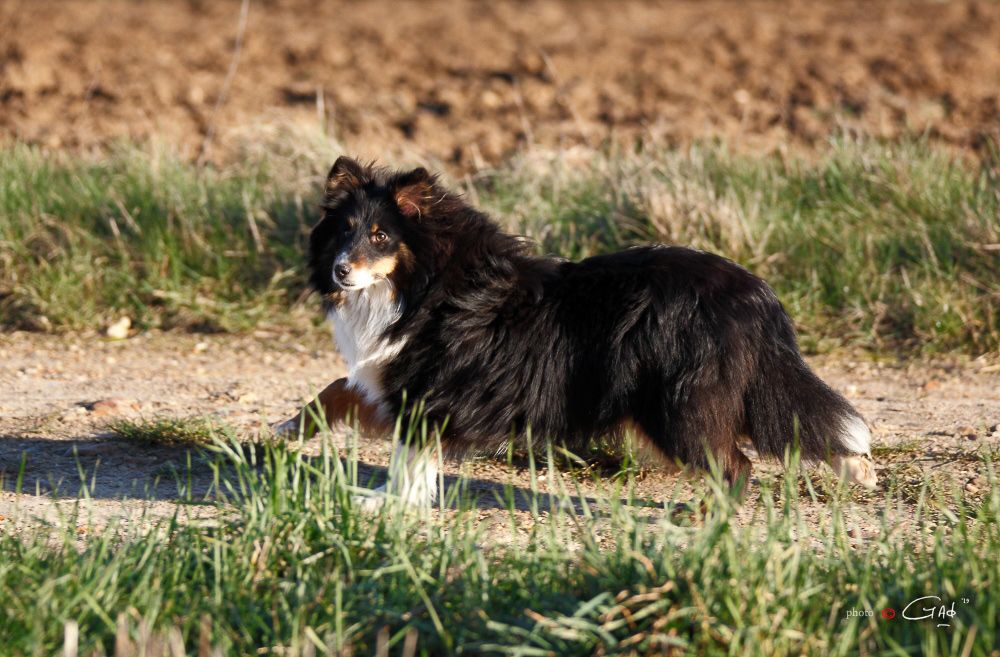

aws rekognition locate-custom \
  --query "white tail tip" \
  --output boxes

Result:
[840,415,872,455]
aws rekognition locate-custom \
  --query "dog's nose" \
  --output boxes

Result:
[334,263,351,280]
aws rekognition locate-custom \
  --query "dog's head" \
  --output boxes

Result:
[309,157,438,301]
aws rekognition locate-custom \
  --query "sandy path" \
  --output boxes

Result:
[1,331,997,542]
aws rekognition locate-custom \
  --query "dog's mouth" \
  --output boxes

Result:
[335,279,366,291]
[333,269,384,291]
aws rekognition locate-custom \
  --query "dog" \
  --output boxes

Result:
[274,156,877,506]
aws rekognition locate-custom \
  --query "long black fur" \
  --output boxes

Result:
[309,158,869,486]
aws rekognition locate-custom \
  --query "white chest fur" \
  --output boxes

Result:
[328,282,406,404]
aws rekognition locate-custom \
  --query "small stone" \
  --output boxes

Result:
[922,379,941,392]
[957,425,977,439]
[106,316,131,340]
[846,527,859,538]
[188,85,205,105]
[193,341,209,353]
[83,398,135,417]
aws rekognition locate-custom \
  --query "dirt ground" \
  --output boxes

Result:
[3,0,1000,168]
[1,330,997,542]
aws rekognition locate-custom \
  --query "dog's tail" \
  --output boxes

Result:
[743,317,876,488]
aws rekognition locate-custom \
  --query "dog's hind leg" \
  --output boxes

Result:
[720,439,752,500]
[637,390,752,500]
[677,428,752,500]
[272,377,389,439]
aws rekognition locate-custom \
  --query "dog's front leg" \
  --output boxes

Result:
[272,377,388,439]
[354,442,439,511]
[273,380,438,509]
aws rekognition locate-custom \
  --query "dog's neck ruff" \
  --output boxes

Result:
[328,281,406,404]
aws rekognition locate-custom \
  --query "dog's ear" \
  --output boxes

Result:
[325,156,365,197]
[392,167,436,219]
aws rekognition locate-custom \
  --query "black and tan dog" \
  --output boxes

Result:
[275,157,877,505]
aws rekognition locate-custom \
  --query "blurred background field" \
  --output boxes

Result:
[3,0,1000,164]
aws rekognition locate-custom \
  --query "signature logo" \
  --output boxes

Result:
[846,596,971,627]
[901,596,970,628]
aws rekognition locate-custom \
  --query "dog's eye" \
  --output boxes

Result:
[371,231,389,244]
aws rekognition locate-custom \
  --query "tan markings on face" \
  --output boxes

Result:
[370,255,398,277]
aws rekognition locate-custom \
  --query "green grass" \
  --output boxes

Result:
[871,440,924,459]
[2,136,998,351]
[0,138,326,332]
[0,422,996,656]
[108,416,234,447]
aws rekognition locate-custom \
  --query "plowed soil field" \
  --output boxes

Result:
[3,0,999,167]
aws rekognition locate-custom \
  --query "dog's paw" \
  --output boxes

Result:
[831,454,878,490]
[352,493,386,513]
[352,484,388,513]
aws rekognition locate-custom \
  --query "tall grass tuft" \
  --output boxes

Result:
[2,136,997,351]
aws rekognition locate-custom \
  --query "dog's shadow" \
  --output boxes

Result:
[0,434,664,515]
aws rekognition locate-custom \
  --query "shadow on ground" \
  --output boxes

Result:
[0,434,665,514]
